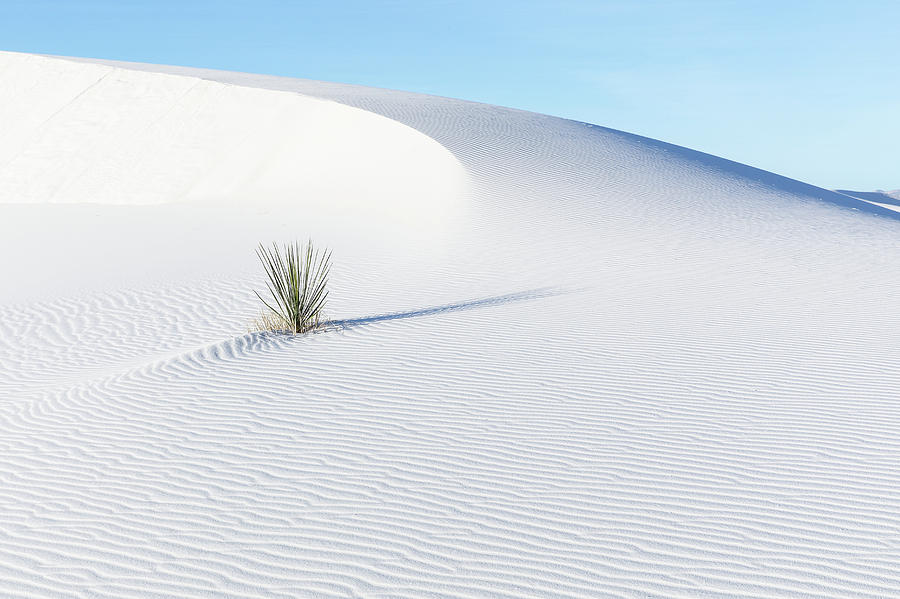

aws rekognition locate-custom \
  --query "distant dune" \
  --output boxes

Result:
[2,51,900,598]
[837,188,900,206]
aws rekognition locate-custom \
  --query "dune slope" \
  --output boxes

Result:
[2,51,900,598]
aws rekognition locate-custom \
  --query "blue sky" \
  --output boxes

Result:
[2,0,897,190]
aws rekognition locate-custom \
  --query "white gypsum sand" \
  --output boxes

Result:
[1,50,900,598]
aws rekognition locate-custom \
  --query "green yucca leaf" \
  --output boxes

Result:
[255,240,332,334]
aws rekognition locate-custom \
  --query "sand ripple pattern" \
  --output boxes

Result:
[2,55,900,597]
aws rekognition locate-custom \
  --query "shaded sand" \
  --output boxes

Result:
[2,51,900,598]
[837,189,900,214]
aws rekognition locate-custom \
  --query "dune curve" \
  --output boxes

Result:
[2,51,900,598]
[0,51,468,231]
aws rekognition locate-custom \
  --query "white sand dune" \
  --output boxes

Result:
[836,189,900,214]
[2,50,900,598]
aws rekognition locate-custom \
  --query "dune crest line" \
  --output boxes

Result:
[1,51,900,598]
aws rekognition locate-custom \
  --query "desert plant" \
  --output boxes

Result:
[254,240,332,334]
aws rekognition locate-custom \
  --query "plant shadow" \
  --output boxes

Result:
[326,287,563,331]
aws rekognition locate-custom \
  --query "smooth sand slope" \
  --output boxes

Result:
[1,51,900,598]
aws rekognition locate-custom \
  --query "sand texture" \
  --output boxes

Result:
[1,51,900,598]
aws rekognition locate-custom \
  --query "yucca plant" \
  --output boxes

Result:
[254,240,332,334]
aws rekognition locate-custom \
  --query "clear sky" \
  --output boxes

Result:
[2,0,897,190]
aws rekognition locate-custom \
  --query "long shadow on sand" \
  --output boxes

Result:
[326,287,562,330]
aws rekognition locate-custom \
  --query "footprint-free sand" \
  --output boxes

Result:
[2,51,899,598]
